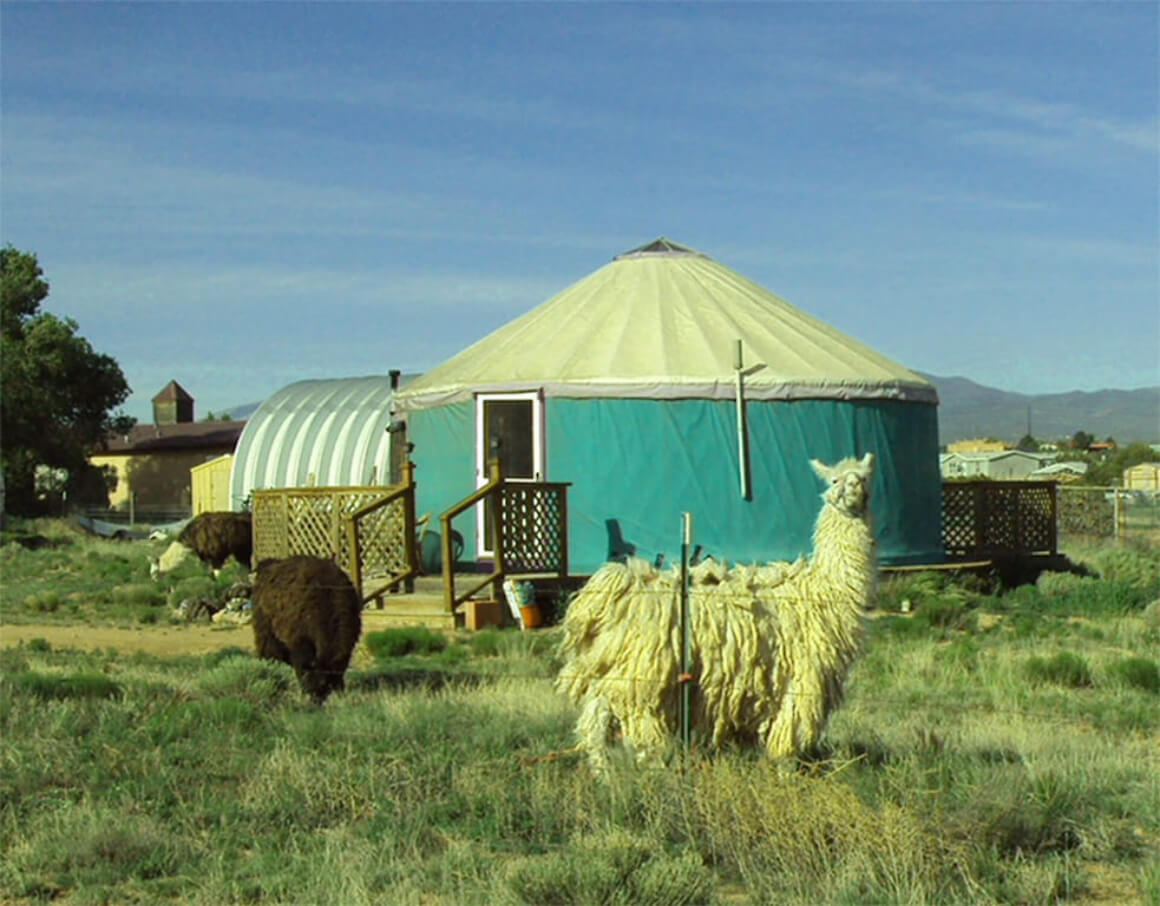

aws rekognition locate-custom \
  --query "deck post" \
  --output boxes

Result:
[402,459,417,593]
[347,516,363,599]
[489,457,505,606]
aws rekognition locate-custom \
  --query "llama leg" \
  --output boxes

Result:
[621,707,670,766]
[576,696,616,776]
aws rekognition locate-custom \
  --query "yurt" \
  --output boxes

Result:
[393,239,942,571]
[229,374,413,509]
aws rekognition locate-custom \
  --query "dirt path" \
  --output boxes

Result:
[0,621,251,657]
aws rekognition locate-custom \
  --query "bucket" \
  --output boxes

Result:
[519,604,543,629]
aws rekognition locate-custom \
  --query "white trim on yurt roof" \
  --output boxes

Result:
[228,375,414,508]
[394,237,937,413]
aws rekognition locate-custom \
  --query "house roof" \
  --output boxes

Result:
[152,380,194,404]
[99,420,245,454]
[1029,462,1089,476]
[395,237,936,412]
[940,450,1045,463]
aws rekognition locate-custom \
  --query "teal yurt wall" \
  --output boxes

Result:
[395,239,943,572]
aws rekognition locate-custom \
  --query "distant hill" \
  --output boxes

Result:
[925,374,1160,446]
[225,402,261,420]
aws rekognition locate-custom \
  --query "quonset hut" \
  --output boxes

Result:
[393,239,942,572]
[228,375,413,509]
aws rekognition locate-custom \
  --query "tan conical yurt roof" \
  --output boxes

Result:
[395,238,936,412]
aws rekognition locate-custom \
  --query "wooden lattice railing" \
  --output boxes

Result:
[252,463,418,602]
[500,481,569,575]
[941,480,1057,559]
[440,459,570,613]
[347,461,419,601]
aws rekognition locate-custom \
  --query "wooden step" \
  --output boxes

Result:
[361,608,461,632]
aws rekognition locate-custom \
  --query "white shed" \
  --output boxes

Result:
[228,374,415,508]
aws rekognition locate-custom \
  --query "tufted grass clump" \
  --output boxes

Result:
[1106,656,1160,694]
[1085,544,1160,590]
[1025,651,1094,688]
[23,590,63,613]
[502,830,715,906]
[3,805,183,901]
[4,671,123,701]
[364,626,449,659]
[196,654,297,705]
[111,582,167,608]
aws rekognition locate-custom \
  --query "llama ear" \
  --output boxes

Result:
[860,452,875,473]
[810,459,831,482]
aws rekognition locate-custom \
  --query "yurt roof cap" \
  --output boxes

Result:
[613,237,708,261]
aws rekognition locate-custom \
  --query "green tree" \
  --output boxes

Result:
[1,247,133,515]
[1016,433,1039,452]
[1071,430,1095,451]
[1082,442,1156,486]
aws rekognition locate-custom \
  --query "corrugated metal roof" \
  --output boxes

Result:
[228,375,413,508]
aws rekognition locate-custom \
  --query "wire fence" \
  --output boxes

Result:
[1057,486,1160,542]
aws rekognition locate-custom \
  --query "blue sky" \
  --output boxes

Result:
[2,2,1157,424]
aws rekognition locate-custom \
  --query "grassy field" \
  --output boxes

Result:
[1,520,1158,905]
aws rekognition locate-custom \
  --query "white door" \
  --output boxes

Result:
[475,392,544,557]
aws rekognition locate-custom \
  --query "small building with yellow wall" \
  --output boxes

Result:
[1123,462,1160,491]
[89,381,245,518]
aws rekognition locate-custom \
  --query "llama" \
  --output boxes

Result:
[555,453,876,773]
[250,555,362,704]
[151,511,253,578]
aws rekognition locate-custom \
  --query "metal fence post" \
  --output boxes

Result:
[679,512,694,750]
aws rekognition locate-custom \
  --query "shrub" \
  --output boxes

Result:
[363,627,449,659]
[1025,652,1093,688]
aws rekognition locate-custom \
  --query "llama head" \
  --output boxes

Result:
[810,453,875,517]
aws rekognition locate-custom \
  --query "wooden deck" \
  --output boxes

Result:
[360,573,499,632]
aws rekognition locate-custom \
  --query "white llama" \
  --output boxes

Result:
[555,453,877,774]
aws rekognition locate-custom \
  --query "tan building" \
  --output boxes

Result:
[939,450,1050,480]
[1123,462,1160,491]
[89,381,244,516]
[947,438,1010,453]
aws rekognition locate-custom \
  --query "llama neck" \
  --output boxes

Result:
[808,503,876,600]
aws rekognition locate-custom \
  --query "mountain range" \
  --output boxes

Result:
[922,374,1159,446]
[226,374,1160,446]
